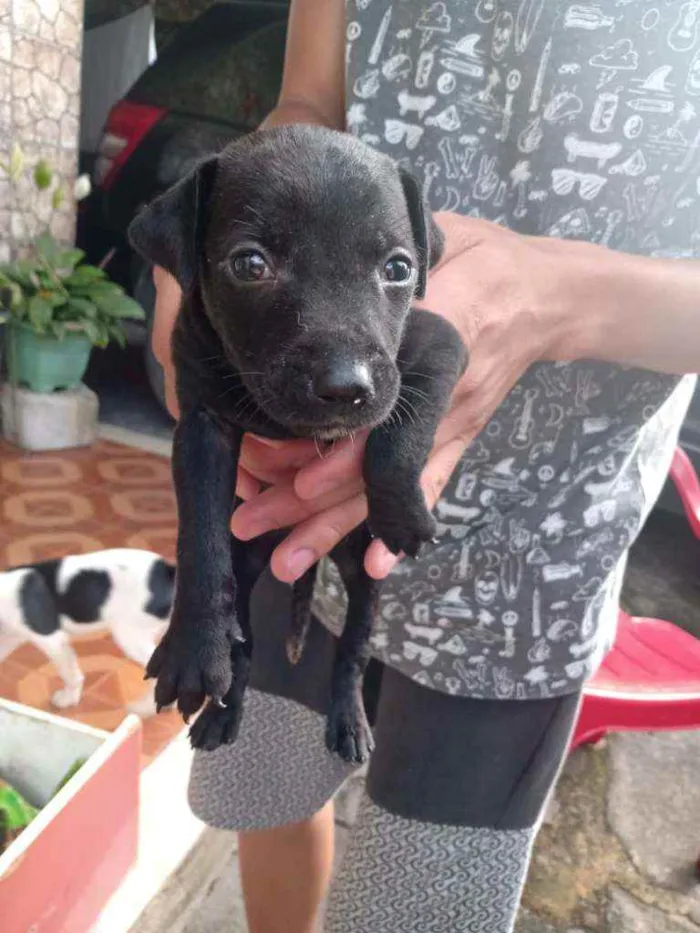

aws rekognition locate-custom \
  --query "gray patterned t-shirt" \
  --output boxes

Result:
[313,0,699,700]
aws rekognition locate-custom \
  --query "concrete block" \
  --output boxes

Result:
[608,731,700,898]
[1,382,99,451]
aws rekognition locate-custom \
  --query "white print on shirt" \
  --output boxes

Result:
[311,0,700,701]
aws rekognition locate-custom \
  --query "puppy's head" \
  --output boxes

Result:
[129,125,443,438]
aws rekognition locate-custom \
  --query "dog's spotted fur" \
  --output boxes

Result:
[0,549,174,714]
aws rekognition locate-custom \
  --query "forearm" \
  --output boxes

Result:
[261,98,343,131]
[263,0,345,132]
[538,238,699,375]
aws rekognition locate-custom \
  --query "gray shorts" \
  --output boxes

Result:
[189,570,580,830]
[187,571,580,932]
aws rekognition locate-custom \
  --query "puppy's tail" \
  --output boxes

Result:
[287,564,318,665]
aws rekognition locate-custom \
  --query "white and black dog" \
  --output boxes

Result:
[0,549,175,717]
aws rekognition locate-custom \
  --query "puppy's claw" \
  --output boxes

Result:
[189,698,244,751]
[215,697,227,709]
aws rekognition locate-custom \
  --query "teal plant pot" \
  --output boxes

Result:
[6,322,92,393]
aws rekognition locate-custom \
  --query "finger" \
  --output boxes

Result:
[270,493,368,583]
[164,378,180,421]
[236,465,261,501]
[152,266,182,420]
[294,434,367,500]
[231,478,364,540]
[239,434,319,485]
[364,436,469,580]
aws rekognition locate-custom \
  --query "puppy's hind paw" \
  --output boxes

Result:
[52,684,83,709]
[189,697,244,752]
[325,705,375,765]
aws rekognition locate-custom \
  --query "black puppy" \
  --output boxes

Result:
[128,125,466,762]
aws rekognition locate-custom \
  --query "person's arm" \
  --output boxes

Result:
[152,0,346,418]
[270,0,346,131]
[548,237,700,375]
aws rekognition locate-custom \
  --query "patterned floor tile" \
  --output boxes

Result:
[0,438,184,764]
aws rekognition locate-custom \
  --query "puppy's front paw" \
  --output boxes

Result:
[368,487,437,558]
[189,696,244,751]
[146,618,234,721]
[52,683,84,709]
[326,695,375,765]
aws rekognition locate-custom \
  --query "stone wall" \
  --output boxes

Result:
[0,0,83,260]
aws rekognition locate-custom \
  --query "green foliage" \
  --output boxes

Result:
[0,148,144,348]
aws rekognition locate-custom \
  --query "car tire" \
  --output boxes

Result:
[133,260,168,413]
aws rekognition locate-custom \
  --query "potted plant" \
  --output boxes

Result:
[0,144,145,394]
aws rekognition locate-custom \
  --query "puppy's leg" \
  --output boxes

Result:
[110,618,161,718]
[364,310,467,557]
[29,631,86,709]
[146,407,241,721]
[326,528,378,764]
[287,564,318,665]
[0,632,23,664]
[189,532,273,751]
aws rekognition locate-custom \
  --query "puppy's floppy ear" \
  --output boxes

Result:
[398,166,445,300]
[128,154,218,293]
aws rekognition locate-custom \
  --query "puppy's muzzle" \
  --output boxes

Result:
[311,358,375,408]
[255,343,399,438]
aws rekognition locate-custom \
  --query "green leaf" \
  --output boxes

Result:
[67,296,97,318]
[50,320,67,340]
[33,159,53,191]
[35,232,61,262]
[2,259,41,291]
[80,319,102,345]
[108,323,127,348]
[8,143,25,182]
[41,290,68,309]
[51,186,65,210]
[64,265,107,286]
[0,276,22,311]
[55,249,85,276]
[77,284,122,302]
[94,291,145,320]
[27,294,53,332]
[51,758,87,799]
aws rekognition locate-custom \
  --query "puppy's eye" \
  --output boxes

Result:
[383,256,413,283]
[231,250,272,282]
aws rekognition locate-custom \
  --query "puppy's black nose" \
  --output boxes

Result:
[312,360,374,406]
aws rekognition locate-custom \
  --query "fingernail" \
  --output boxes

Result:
[286,548,316,580]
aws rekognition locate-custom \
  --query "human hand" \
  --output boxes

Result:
[152,265,182,419]
[231,212,592,581]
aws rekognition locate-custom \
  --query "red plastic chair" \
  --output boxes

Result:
[670,446,700,539]
[572,446,700,750]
